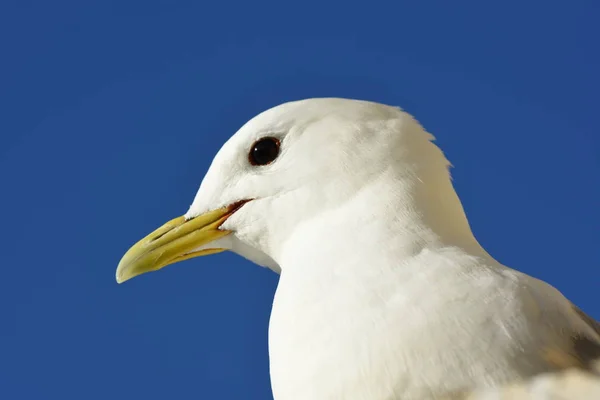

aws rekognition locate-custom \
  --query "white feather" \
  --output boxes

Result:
[185,98,597,399]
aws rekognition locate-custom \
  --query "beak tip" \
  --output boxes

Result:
[116,270,135,284]
[115,259,132,284]
[115,270,125,284]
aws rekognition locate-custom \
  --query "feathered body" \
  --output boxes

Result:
[127,98,600,399]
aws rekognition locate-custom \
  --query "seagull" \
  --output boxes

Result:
[116,98,599,399]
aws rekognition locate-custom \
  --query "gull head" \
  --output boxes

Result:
[116,98,455,283]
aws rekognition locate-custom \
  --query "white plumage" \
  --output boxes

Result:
[119,98,600,399]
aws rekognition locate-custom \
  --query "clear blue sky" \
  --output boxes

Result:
[1,1,598,399]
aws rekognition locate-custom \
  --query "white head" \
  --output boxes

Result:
[116,98,476,282]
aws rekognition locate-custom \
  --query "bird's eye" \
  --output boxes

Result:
[249,137,281,166]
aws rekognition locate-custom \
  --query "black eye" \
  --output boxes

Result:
[249,137,281,166]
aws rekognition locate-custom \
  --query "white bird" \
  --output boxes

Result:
[116,98,600,399]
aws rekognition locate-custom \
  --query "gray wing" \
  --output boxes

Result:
[573,304,600,337]
[571,304,600,372]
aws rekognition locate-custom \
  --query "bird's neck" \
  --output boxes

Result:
[277,169,494,275]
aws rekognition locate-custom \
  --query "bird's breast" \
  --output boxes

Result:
[267,263,556,400]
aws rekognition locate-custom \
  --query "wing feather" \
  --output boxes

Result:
[571,304,600,372]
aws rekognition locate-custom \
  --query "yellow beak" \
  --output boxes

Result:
[116,202,245,284]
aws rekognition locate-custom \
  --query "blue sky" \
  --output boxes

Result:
[1,1,598,399]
